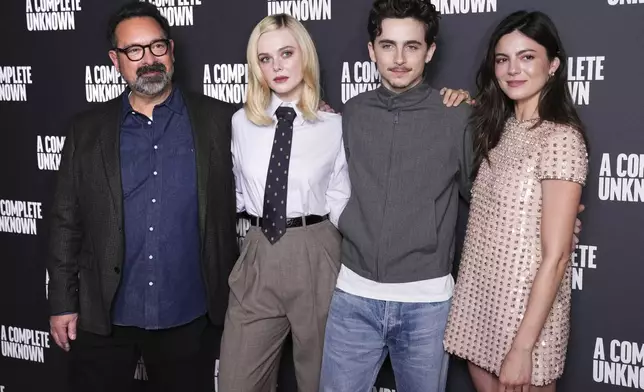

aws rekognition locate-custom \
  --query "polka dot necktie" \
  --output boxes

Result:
[261,106,297,244]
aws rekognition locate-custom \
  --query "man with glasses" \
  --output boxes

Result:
[47,2,238,391]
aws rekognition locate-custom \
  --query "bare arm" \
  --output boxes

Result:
[498,127,587,389]
[511,180,582,351]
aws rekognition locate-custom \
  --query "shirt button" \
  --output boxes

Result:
[149,255,153,259]
[154,145,158,150]
[149,226,154,231]
[147,121,152,125]
[149,282,154,286]
[152,198,156,203]
[131,111,135,115]
[153,171,158,176]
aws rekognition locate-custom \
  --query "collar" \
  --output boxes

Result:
[376,78,433,111]
[121,85,184,122]
[267,93,306,126]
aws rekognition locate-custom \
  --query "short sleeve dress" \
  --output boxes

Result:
[443,117,589,386]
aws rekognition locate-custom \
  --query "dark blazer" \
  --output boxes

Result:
[47,89,239,335]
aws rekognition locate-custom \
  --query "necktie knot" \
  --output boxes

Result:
[275,106,297,123]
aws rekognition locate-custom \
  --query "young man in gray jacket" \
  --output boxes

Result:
[319,1,584,391]
[318,2,472,391]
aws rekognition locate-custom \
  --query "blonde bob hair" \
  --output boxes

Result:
[245,13,321,126]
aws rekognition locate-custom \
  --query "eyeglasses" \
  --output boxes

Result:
[114,39,170,62]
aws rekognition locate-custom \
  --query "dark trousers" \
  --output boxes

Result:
[69,315,219,392]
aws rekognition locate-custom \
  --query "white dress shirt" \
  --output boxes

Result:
[232,94,350,227]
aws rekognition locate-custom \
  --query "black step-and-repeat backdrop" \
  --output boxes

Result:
[1,0,643,391]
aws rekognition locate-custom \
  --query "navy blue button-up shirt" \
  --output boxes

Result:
[112,86,207,329]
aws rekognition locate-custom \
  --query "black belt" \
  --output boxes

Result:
[249,214,328,228]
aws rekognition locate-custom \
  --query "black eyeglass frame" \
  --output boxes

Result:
[113,38,171,62]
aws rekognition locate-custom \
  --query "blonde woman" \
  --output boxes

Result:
[217,13,349,392]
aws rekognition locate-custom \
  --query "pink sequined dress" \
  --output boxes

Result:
[443,117,588,386]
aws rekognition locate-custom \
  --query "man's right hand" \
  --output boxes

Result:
[50,313,78,352]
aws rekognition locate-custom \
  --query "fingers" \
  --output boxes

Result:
[578,203,586,213]
[441,88,471,106]
[318,100,336,113]
[442,89,460,106]
[453,89,470,106]
[499,383,524,392]
[50,327,61,349]
[572,216,582,250]
[68,317,77,341]
[448,91,462,106]
[441,88,453,104]
[498,375,508,392]
[498,375,522,392]
[51,325,70,351]
[460,90,472,106]
[58,327,70,351]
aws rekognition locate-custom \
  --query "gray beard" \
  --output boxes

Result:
[129,68,174,96]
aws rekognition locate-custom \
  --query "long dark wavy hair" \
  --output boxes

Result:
[470,10,589,176]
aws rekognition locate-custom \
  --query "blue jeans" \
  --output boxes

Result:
[319,288,451,392]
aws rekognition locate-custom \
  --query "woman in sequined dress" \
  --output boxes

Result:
[443,11,589,392]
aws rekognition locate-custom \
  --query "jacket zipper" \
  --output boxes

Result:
[375,110,399,281]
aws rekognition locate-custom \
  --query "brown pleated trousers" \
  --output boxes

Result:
[218,219,341,392]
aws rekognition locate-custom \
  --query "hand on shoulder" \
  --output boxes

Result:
[318,99,340,115]
[439,87,475,107]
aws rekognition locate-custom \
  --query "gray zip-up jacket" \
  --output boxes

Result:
[338,81,473,283]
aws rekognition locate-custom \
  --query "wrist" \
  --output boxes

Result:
[511,340,534,352]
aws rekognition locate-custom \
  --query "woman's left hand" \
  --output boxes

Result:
[498,346,533,392]
[439,87,474,106]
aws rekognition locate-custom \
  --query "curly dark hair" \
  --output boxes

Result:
[367,0,440,45]
[107,1,171,47]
